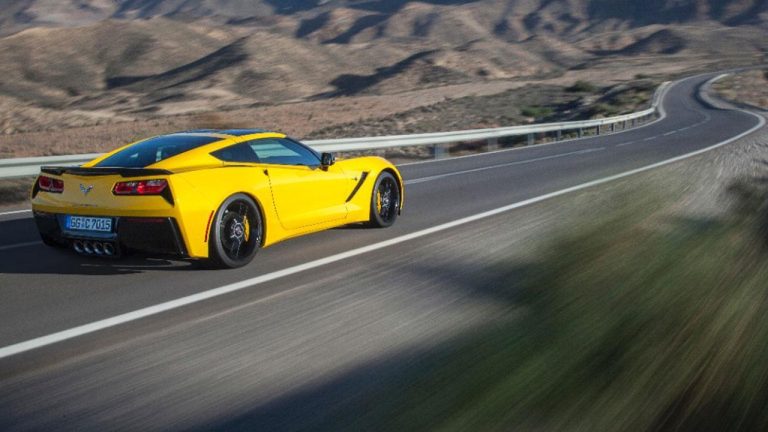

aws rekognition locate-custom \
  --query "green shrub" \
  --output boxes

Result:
[590,102,620,117]
[567,80,598,93]
[520,106,553,118]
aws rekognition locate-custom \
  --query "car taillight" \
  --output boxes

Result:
[38,175,64,193]
[113,179,168,195]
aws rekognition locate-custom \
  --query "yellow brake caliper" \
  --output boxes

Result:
[243,216,250,242]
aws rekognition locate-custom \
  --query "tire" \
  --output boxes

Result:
[369,171,400,228]
[205,194,263,269]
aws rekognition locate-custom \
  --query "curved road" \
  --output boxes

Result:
[0,73,763,430]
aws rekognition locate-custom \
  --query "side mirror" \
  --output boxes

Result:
[321,152,335,167]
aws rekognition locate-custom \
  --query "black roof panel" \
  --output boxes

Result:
[220,129,269,136]
[171,129,269,137]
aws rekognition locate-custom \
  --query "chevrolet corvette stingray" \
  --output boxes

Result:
[31,129,404,268]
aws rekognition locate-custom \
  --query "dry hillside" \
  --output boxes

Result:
[0,0,766,156]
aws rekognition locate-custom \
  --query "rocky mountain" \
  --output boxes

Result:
[0,0,766,133]
[3,0,767,33]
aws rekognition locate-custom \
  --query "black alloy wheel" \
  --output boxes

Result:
[207,194,262,269]
[369,171,400,228]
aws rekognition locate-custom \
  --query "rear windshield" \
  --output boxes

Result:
[95,135,220,168]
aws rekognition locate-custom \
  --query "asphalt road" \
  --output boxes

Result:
[0,73,763,431]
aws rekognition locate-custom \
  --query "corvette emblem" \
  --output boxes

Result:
[79,184,94,196]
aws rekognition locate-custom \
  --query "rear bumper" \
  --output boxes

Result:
[34,211,188,257]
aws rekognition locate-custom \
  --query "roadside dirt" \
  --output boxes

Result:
[713,69,768,112]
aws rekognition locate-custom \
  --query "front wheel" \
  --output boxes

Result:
[369,171,400,228]
[205,194,263,269]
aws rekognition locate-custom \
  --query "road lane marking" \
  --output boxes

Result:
[0,241,41,251]
[406,148,605,185]
[0,107,762,361]
[0,209,31,216]
[616,141,636,147]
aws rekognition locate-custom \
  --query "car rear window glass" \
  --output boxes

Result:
[95,135,220,168]
[211,143,260,163]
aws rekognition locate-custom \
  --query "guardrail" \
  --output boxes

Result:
[0,82,670,179]
[0,153,104,179]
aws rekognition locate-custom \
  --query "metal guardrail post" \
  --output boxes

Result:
[487,137,498,151]
[556,130,562,141]
[434,143,447,159]
[527,133,534,146]
[578,128,583,138]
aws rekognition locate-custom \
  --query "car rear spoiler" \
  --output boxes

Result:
[40,166,173,177]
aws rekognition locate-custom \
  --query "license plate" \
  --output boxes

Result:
[66,216,113,232]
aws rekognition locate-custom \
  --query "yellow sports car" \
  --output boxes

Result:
[31,129,404,268]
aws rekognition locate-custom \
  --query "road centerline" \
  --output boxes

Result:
[0,241,42,252]
[406,147,605,185]
[0,209,32,217]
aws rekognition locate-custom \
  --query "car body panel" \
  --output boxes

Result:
[31,131,404,261]
[266,164,352,230]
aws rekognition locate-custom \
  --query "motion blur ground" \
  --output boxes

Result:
[318,180,768,431]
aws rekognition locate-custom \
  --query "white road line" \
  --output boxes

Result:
[663,131,677,136]
[0,75,757,360]
[406,148,605,185]
[616,141,636,147]
[0,209,31,216]
[0,106,762,361]
[0,241,41,251]
[643,136,656,141]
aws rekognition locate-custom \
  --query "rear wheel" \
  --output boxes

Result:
[206,194,263,269]
[369,171,400,228]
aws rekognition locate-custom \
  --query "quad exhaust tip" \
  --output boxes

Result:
[73,240,117,256]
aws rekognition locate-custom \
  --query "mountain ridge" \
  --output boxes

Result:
[2,0,767,36]
[0,0,765,136]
